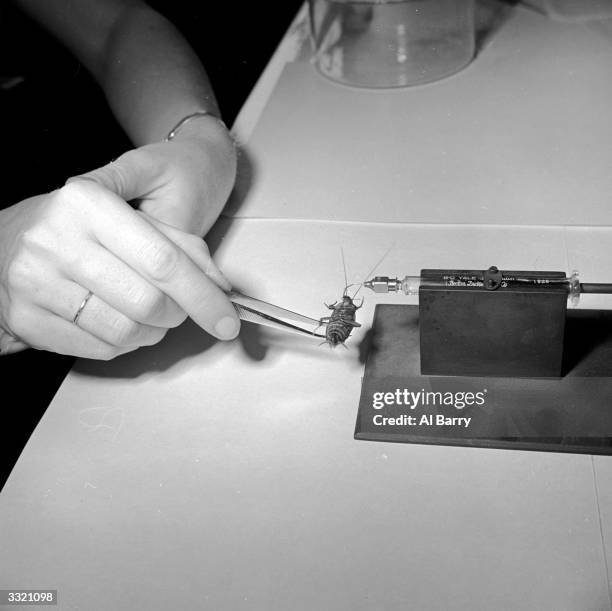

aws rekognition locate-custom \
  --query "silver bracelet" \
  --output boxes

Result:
[164,111,227,142]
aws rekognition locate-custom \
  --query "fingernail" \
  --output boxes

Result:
[214,316,240,340]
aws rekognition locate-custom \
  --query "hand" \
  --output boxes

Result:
[74,115,237,236]
[0,180,240,359]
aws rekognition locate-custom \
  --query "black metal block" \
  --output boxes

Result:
[419,269,568,377]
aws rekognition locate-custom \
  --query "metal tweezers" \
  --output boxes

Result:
[229,291,326,339]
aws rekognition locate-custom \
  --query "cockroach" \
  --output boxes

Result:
[318,248,390,348]
[319,291,363,348]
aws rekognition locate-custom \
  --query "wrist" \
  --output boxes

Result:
[165,110,227,141]
[167,112,237,174]
[166,111,233,153]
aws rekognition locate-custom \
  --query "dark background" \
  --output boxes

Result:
[0,0,303,490]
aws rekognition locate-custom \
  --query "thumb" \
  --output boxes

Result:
[66,149,161,201]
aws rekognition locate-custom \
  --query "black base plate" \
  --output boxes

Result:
[355,305,612,454]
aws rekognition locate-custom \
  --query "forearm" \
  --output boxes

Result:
[14,0,224,146]
[99,5,222,146]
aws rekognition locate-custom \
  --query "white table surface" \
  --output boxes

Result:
[227,6,612,226]
[2,5,612,611]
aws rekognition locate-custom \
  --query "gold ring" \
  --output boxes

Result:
[73,290,94,325]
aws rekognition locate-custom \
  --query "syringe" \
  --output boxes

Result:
[363,267,612,304]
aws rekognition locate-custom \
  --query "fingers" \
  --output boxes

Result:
[70,166,232,293]
[139,212,231,292]
[59,181,240,340]
[12,265,170,352]
[4,238,172,356]
[10,304,138,360]
[65,242,187,329]
[29,277,169,349]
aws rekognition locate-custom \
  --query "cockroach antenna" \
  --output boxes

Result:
[341,247,348,290]
[341,248,360,296]
[351,245,394,300]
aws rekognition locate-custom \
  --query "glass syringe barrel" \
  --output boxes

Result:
[363,270,586,304]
